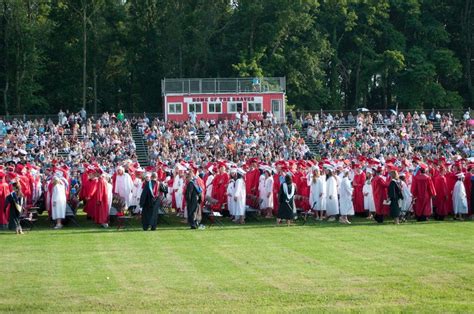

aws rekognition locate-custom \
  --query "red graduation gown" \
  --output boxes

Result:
[83,178,98,218]
[211,172,229,212]
[445,172,457,215]
[352,172,366,214]
[371,175,390,216]
[433,175,449,216]
[245,168,260,207]
[0,181,10,225]
[464,173,472,215]
[411,174,436,217]
[272,173,281,215]
[91,177,109,224]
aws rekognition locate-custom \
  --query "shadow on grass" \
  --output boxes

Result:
[0,211,468,237]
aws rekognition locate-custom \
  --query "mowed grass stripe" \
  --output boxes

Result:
[0,217,473,312]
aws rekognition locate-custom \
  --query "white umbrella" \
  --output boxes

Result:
[356,108,370,112]
[390,109,397,115]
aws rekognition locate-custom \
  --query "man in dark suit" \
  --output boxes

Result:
[185,172,201,229]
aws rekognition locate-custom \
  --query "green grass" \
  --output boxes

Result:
[0,214,473,312]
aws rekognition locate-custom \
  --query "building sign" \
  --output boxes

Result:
[183,96,262,103]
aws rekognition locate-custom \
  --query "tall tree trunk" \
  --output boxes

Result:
[2,0,8,115]
[82,0,87,110]
[93,65,97,114]
[354,51,362,108]
[463,0,473,107]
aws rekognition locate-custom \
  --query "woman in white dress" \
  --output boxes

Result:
[233,169,247,224]
[339,169,354,224]
[399,174,412,214]
[325,166,339,221]
[261,167,274,218]
[453,173,468,220]
[363,170,376,219]
[227,170,236,218]
[308,166,326,220]
[51,177,67,229]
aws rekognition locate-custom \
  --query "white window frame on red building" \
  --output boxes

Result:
[207,102,223,114]
[247,101,263,113]
[168,102,183,115]
[188,102,203,114]
[228,102,243,113]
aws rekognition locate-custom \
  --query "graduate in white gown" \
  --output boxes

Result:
[363,170,376,218]
[258,172,266,210]
[399,174,412,213]
[51,176,67,229]
[113,166,133,208]
[130,170,145,214]
[205,166,215,200]
[339,169,354,224]
[308,166,326,220]
[453,173,468,220]
[261,167,274,217]
[233,169,247,224]
[227,173,235,217]
[173,167,185,213]
[325,166,339,220]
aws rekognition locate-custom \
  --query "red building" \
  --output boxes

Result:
[161,77,286,122]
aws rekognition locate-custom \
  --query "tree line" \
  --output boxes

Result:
[0,0,472,115]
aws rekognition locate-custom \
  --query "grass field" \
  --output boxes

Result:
[0,215,473,312]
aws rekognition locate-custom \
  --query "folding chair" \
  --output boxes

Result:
[245,206,260,221]
[202,206,224,228]
[116,206,134,230]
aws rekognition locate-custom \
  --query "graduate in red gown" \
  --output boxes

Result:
[445,165,458,215]
[433,166,449,219]
[352,165,366,214]
[211,162,230,212]
[411,164,436,221]
[81,169,99,219]
[245,158,260,208]
[295,161,310,211]
[371,166,390,220]
[272,165,284,216]
[0,171,10,227]
[90,169,110,227]
[463,164,472,216]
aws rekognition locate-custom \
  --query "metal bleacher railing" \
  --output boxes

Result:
[161,77,286,95]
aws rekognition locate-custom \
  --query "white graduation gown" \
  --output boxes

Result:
[453,181,468,214]
[261,176,274,209]
[51,183,67,220]
[205,175,214,198]
[325,176,339,216]
[130,178,143,213]
[363,179,376,212]
[227,179,235,215]
[339,177,354,215]
[114,173,133,207]
[400,181,412,212]
[233,178,246,216]
[107,183,113,214]
[258,174,266,209]
[308,174,326,211]
[173,176,184,210]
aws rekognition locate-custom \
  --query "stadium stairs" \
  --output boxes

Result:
[132,128,150,167]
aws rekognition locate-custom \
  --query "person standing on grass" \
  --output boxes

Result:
[433,167,449,220]
[277,174,296,226]
[308,166,326,221]
[4,182,24,234]
[372,166,390,223]
[388,171,403,225]
[185,172,202,229]
[139,172,160,231]
[453,173,468,220]
[0,171,10,229]
[363,170,376,219]
[399,174,412,215]
[325,166,339,222]
[261,167,274,218]
[227,170,236,219]
[233,169,247,224]
[112,166,133,209]
[339,168,354,224]
[352,165,366,215]
[51,176,67,229]
[411,163,436,221]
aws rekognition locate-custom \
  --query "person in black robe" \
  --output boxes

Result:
[388,171,403,224]
[185,172,201,229]
[139,173,160,231]
[4,182,24,234]
[277,174,296,226]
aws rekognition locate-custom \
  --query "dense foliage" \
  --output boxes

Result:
[0,0,472,114]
